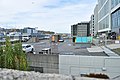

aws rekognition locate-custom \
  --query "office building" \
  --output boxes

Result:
[21,27,38,34]
[71,22,90,38]
[98,0,111,34]
[94,4,98,36]
[111,0,120,38]
[97,0,120,38]
[90,15,95,36]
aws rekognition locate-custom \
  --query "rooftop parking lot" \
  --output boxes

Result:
[25,39,107,56]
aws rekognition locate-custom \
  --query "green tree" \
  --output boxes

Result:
[0,46,5,68]
[0,37,28,70]
[5,37,14,69]
[13,42,28,70]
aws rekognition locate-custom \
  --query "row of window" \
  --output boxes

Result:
[98,0,109,20]
[112,9,120,28]
[98,0,120,31]
[111,0,120,9]
[99,16,109,30]
[72,26,77,36]
[98,0,108,10]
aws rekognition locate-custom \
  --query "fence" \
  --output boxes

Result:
[75,37,93,43]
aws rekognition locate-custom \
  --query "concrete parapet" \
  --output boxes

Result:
[0,68,108,80]
[27,53,59,73]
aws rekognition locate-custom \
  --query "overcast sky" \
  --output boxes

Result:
[0,0,97,33]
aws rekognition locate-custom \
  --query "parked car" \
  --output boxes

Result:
[22,36,30,42]
[59,37,64,42]
[59,39,64,42]
[22,44,34,53]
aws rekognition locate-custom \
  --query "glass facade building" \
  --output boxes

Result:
[97,0,120,38]
[98,0,120,30]
[98,0,109,20]
[98,0,111,32]
[111,0,120,35]
[99,15,109,30]
[111,0,120,9]
[112,8,120,34]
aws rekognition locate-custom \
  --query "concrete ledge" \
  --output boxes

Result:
[0,68,107,80]
[106,44,120,49]
[87,47,104,52]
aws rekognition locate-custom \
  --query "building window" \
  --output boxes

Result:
[112,9,120,28]
[98,0,109,20]
[73,26,77,36]
[111,0,120,9]
[99,15,109,30]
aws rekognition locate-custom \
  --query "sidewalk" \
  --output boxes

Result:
[87,40,120,57]
[106,44,120,49]
[101,46,119,57]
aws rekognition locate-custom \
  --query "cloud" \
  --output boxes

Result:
[0,0,97,33]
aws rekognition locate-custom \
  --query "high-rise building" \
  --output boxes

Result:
[90,15,95,36]
[94,4,98,36]
[97,0,120,38]
[71,22,90,38]
[98,0,111,34]
[111,0,120,37]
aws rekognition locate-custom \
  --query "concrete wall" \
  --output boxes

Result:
[0,68,107,80]
[28,37,39,42]
[59,55,120,79]
[27,53,59,74]
[75,43,91,48]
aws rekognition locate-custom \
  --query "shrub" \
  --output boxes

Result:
[84,73,109,79]
[0,37,28,70]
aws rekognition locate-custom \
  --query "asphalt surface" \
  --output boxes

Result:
[24,39,107,56]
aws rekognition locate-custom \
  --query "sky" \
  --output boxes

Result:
[0,0,97,33]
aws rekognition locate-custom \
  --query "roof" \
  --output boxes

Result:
[58,39,107,56]
[31,39,108,56]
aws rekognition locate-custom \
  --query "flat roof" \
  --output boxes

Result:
[31,39,108,56]
[58,40,107,56]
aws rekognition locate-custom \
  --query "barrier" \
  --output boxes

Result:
[75,37,93,43]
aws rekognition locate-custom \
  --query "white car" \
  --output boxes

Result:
[59,39,64,42]
[22,44,34,53]
[22,37,30,42]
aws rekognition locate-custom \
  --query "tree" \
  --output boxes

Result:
[0,37,28,70]
[13,42,28,70]
[0,46,5,68]
[5,37,14,69]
